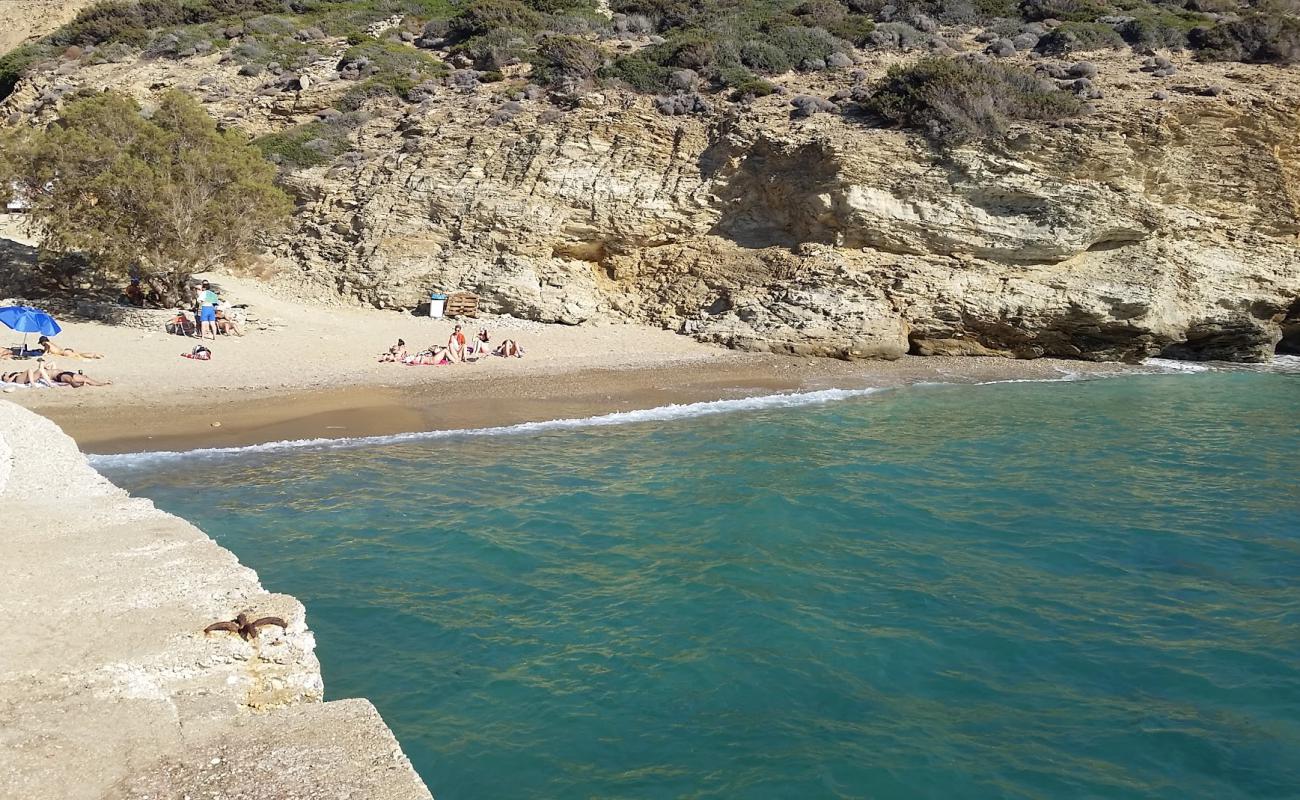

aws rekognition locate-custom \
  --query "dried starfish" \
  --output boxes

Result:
[204,612,288,641]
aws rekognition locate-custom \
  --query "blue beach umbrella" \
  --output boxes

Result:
[0,305,62,352]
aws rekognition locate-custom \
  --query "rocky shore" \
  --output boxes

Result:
[0,401,432,799]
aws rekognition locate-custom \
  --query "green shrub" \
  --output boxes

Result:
[1119,12,1205,50]
[1018,0,1113,23]
[47,0,281,48]
[338,73,420,110]
[535,34,604,80]
[342,38,445,75]
[826,15,876,46]
[664,29,718,69]
[526,0,599,11]
[731,76,777,99]
[450,28,534,68]
[608,0,695,29]
[770,25,846,66]
[740,39,793,73]
[600,55,670,91]
[1190,14,1300,63]
[792,0,848,25]
[1035,21,1126,54]
[254,121,348,168]
[0,44,50,100]
[718,66,777,98]
[449,0,543,41]
[867,56,1083,144]
[973,0,1018,16]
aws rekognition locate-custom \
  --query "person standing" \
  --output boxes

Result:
[198,280,219,341]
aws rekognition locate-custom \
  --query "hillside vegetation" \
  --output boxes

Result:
[2,0,1297,128]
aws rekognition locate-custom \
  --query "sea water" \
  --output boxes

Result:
[99,370,1300,799]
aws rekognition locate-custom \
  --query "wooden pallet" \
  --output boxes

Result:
[444,291,480,318]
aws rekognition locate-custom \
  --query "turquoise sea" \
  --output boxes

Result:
[99,368,1300,799]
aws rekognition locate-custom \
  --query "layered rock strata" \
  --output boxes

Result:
[5,44,1299,362]
[0,401,432,800]
[275,83,1300,362]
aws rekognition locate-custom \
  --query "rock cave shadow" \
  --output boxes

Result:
[700,139,842,251]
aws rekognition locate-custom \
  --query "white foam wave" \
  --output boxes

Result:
[1143,355,1300,374]
[1142,358,1212,373]
[90,387,883,470]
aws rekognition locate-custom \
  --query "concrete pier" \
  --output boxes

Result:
[0,401,433,799]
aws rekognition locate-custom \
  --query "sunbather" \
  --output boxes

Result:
[379,339,407,363]
[45,363,112,387]
[215,309,243,336]
[2,360,54,386]
[403,344,451,365]
[444,325,467,363]
[466,328,492,360]
[39,336,103,359]
[493,339,524,358]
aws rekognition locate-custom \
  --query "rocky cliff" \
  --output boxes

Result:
[275,60,1300,363]
[5,34,1299,362]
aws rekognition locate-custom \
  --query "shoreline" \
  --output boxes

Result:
[50,354,1143,454]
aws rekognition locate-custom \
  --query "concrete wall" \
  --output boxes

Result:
[0,401,433,800]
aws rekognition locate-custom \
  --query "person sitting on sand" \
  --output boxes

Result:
[38,336,104,359]
[166,310,196,337]
[215,308,243,337]
[465,328,493,360]
[445,325,467,363]
[379,339,407,363]
[2,359,54,386]
[44,362,112,388]
[493,339,524,358]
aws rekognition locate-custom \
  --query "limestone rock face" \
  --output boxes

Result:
[6,45,1298,362]
[278,90,1299,362]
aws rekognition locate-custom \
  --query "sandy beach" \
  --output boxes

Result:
[0,219,1142,453]
[2,271,1139,453]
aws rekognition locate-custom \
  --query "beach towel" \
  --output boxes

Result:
[0,381,60,390]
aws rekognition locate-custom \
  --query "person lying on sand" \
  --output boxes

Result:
[39,336,103,359]
[379,339,407,363]
[403,345,451,365]
[1,360,54,386]
[44,363,112,387]
[493,339,524,358]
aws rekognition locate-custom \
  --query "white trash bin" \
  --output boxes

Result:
[429,293,447,318]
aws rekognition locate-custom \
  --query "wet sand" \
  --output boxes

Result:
[45,355,1138,454]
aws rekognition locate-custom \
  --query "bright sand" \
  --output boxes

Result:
[4,271,1136,453]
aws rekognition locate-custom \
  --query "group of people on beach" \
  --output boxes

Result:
[378,324,524,365]
[0,358,112,388]
[166,280,242,340]
[1,334,112,388]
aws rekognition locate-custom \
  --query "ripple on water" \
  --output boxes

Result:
[105,373,1300,800]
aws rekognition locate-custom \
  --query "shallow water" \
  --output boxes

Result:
[103,372,1300,799]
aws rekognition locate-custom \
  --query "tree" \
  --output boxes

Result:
[0,90,292,303]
